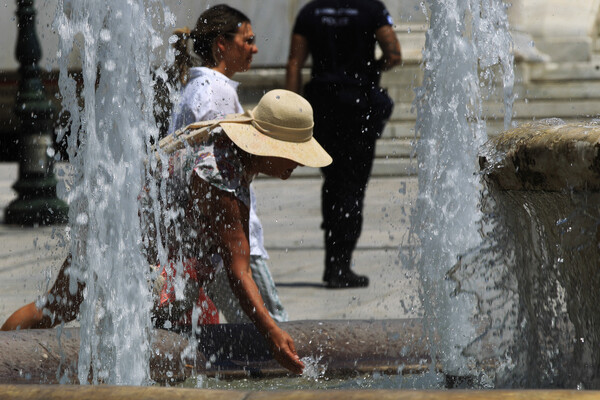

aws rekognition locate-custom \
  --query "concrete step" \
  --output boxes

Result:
[381,121,416,139]
[390,94,600,125]
[376,138,414,158]
[388,98,600,125]
[502,99,600,120]
[393,23,428,64]
[520,80,600,101]
[396,22,428,34]
[383,96,600,124]
[529,61,600,82]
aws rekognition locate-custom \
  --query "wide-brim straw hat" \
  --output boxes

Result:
[159,89,332,168]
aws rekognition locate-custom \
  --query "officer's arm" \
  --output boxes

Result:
[285,33,310,93]
[376,25,402,71]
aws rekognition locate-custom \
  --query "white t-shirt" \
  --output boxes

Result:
[169,67,268,259]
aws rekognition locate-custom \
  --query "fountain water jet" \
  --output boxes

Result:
[54,0,174,385]
[411,0,514,380]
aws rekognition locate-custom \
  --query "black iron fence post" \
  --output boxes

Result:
[5,0,68,225]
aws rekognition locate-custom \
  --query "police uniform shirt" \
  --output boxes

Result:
[292,0,395,87]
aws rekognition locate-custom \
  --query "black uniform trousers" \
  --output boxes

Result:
[305,82,393,279]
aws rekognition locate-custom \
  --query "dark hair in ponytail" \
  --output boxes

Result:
[172,4,250,85]
[171,27,192,85]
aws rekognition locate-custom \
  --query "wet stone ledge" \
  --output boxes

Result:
[479,119,600,191]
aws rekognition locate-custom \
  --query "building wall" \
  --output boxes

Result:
[0,0,421,70]
[2,0,599,71]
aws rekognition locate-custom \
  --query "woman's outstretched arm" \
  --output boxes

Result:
[191,176,304,374]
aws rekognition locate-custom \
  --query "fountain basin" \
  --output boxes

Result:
[0,319,432,385]
[475,120,600,386]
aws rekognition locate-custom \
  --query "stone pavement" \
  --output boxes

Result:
[0,163,422,326]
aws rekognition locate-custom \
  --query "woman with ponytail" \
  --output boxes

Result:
[170,5,256,125]
[168,5,290,326]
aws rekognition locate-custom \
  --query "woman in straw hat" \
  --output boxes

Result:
[166,4,291,326]
[1,89,331,375]
[152,89,330,373]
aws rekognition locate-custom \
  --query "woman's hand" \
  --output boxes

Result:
[268,326,305,375]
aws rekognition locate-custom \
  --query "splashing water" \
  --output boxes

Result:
[54,0,173,385]
[301,355,327,380]
[411,0,514,377]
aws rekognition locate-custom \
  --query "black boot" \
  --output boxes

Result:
[323,239,369,288]
[325,269,369,288]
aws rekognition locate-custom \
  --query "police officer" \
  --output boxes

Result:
[286,0,401,288]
